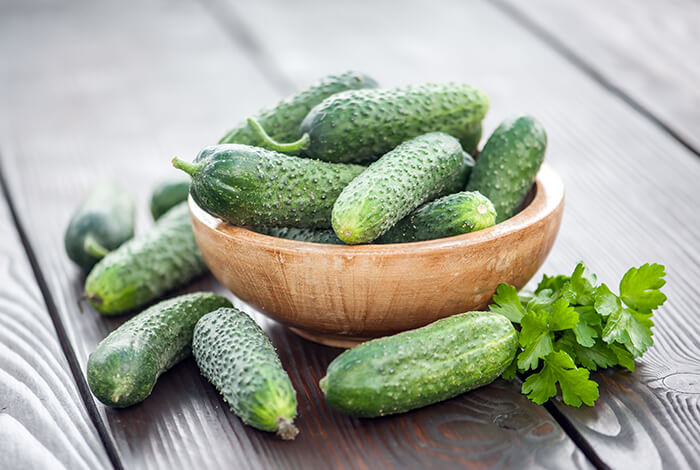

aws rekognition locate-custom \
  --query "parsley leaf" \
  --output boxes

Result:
[522,351,599,406]
[518,309,553,370]
[561,263,597,305]
[536,274,569,293]
[490,283,527,323]
[595,281,656,356]
[619,263,667,313]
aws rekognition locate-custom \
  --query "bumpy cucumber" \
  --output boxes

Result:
[193,307,299,439]
[249,82,489,163]
[467,115,546,223]
[255,226,344,244]
[150,179,190,220]
[219,71,377,148]
[320,312,517,417]
[84,202,207,315]
[332,132,468,244]
[87,292,231,407]
[64,183,135,270]
[377,191,496,243]
[173,144,365,228]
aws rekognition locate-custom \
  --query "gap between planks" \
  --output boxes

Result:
[0,160,124,470]
[491,0,700,160]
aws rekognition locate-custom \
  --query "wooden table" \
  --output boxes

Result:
[1,1,699,468]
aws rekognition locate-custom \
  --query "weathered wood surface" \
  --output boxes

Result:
[0,180,110,469]
[498,0,700,153]
[0,0,590,469]
[228,0,700,468]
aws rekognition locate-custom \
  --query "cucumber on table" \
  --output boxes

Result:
[150,179,190,220]
[219,71,377,148]
[467,115,547,223]
[249,82,489,163]
[84,202,207,315]
[332,132,469,244]
[64,183,135,270]
[173,144,365,229]
[87,292,231,408]
[320,312,518,417]
[193,307,299,439]
[376,191,496,243]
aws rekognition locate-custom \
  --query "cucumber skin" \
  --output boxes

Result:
[64,183,135,270]
[332,132,468,244]
[299,83,489,163]
[320,312,518,418]
[219,71,377,148]
[185,144,365,229]
[193,307,298,436]
[84,202,207,315]
[150,179,190,220]
[467,115,546,223]
[87,292,231,408]
[255,226,344,244]
[376,191,496,243]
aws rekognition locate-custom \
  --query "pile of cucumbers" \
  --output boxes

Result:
[65,71,547,440]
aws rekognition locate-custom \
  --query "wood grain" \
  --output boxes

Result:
[0,0,588,469]
[190,165,563,346]
[498,0,700,153]
[217,0,700,468]
[0,181,110,469]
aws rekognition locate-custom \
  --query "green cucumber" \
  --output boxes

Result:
[332,132,468,244]
[87,292,231,408]
[84,202,207,315]
[219,71,377,148]
[150,179,190,220]
[467,115,546,223]
[173,144,365,228]
[193,307,299,439]
[376,191,496,243]
[255,226,344,244]
[64,183,135,270]
[320,311,517,417]
[249,82,489,163]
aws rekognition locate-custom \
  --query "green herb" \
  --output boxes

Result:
[491,262,666,407]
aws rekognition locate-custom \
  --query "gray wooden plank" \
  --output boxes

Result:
[499,0,700,152]
[0,0,590,469]
[0,179,110,469]
[219,0,700,468]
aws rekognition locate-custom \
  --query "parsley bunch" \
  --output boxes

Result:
[490,262,666,407]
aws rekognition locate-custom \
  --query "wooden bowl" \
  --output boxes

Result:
[189,164,564,348]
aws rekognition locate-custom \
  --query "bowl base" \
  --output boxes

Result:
[289,327,372,348]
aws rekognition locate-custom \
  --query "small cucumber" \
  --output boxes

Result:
[320,312,518,417]
[467,115,547,223]
[173,144,365,229]
[376,191,496,243]
[193,307,299,440]
[64,183,135,270]
[150,179,190,220]
[255,226,344,244]
[87,292,231,408]
[219,71,377,148]
[332,132,468,244]
[84,202,207,315]
[249,82,489,163]
[462,124,482,156]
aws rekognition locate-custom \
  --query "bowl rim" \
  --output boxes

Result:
[189,163,564,256]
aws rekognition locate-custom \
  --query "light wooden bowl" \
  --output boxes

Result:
[189,164,564,348]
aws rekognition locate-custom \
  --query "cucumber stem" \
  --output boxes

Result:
[83,233,109,259]
[172,157,201,177]
[276,417,299,440]
[247,117,310,153]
